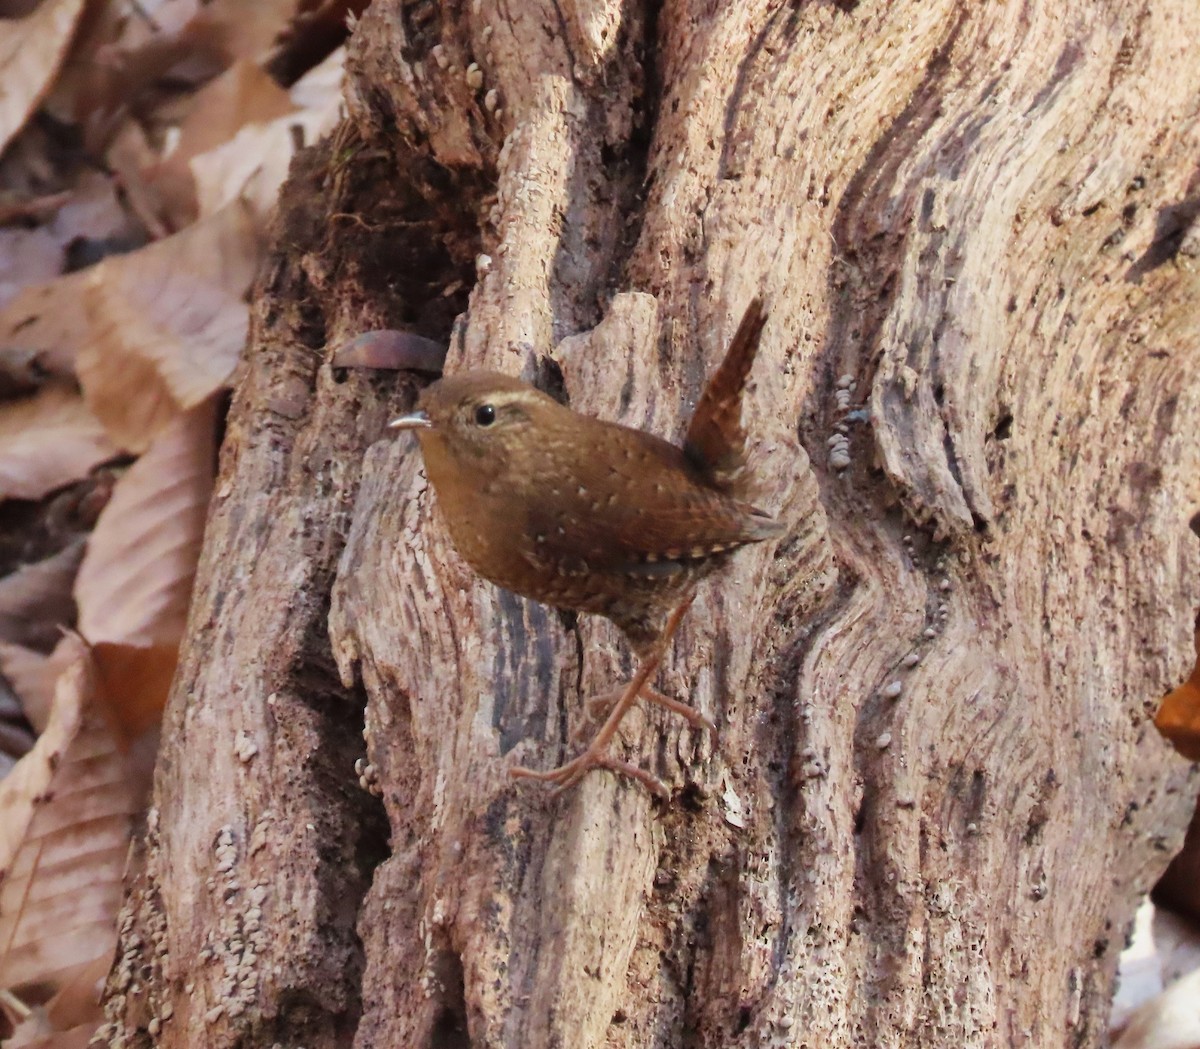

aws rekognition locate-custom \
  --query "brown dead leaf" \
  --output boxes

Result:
[47,172,144,258]
[64,0,297,156]
[5,1018,98,1049]
[103,118,171,239]
[76,203,259,452]
[0,634,175,750]
[0,950,107,1046]
[0,384,118,501]
[2,634,178,754]
[185,0,300,65]
[174,59,295,160]
[41,953,109,1035]
[0,539,84,651]
[0,178,131,310]
[191,46,344,221]
[109,0,205,42]
[1112,967,1200,1049]
[0,190,71,225]
[1155,630,1200,760]
[0,270,93,388]
[0,641,63,733]
[72,15,229,157]
[89,640,178,743]
[0,668,35,766]
[0,740,28,777]
[74,400,215,646]
[0,229,63,310]
[151,59,296,226]
[1156,683,1200,760]
[0,0,89,157]
[0,636,154,999]
[37,0,124,127]
[266,0,364,81]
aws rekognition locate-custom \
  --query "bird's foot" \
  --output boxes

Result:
[575,686,717,743]
[509,747,669,798]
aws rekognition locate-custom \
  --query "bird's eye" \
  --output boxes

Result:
[474,403,496,427]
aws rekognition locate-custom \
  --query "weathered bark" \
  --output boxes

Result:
[101,2,1200,1048]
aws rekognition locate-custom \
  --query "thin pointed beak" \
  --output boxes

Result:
[388,410,432,431]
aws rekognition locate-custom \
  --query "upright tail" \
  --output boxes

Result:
[683,296,767,493]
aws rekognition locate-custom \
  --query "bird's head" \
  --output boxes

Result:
[389,371,561,474]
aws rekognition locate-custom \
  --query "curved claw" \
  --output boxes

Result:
[643,687,718,742]
[508,754,587,785]
[509,598,691,799]
[576,687,717,744]
[509,752,669,798]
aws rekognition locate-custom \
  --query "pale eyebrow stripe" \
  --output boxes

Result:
[472,391,533,410]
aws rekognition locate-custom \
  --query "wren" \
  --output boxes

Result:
[389,298,782,795]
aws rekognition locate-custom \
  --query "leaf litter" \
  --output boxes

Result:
[0,0,353,1040]
[75,203,259,452]
[0,385,117,501]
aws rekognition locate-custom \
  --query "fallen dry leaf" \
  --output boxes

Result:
[190,46,344,220]
[0,190,72,226]
[0,641,62,734]
[0,669,35,767]
[171,57,297,162]
[0,0,89,156]
[0,384,118,501]
[0,743,26,780]
[95,0,298,71]
[71,13,228,157]
[46,172,144,260]
[76,203,259,452]
[266,0,364,80]
[114,0,207,41]
[0,539,84,651]
[1,632,177,751]
[185,0,300,65]
[64,0,298,156]
[1155,629,1200,760]
[5,1018,97,1049]
[0,267,94,391]
[286,38,347,111]
[37,0,125,126]
[0,228,63,310]
[1,951,108,1047]
[89,640,178,744]
[74,399,216,646]
[40,953,110,1036]
[151,58,296,226]
[1158,804,1200,926]
[0,636,154,999]
[103,118,172,239]
[0,178,134,310]
[1113,967,1200,1049]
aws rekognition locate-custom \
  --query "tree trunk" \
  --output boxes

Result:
[100,2,1200,1047]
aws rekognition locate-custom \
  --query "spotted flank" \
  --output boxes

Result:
[650,541,736,563]
[609,539,753,584]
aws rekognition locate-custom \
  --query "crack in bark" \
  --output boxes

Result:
[819,7,970,537]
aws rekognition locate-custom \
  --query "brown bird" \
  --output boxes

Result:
[389,298,781,795]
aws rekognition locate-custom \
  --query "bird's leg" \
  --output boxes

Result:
[510,599,694,796]
[510,649,665,794]
[576,687,716,742]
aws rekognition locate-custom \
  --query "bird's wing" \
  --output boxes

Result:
[523,444,781,579]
